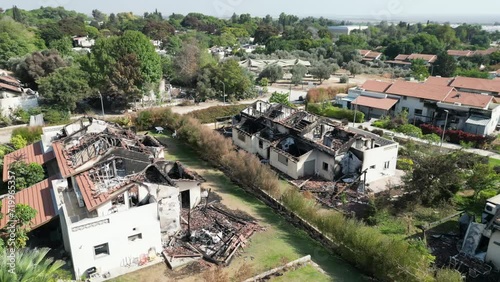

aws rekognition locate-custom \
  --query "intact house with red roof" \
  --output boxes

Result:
[339,77,500,135]
[233,101,399,185]
[385,53,437,69]
[0,73,39,116]
[2,117,203,279]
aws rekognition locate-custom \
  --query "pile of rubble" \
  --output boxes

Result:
[292,178,368,210]
[163,204,261,267]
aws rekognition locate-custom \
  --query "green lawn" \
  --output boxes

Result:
[270,264,332,282]
[155,132,366,281]
[490,157,500,168]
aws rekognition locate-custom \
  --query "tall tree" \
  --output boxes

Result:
[92,9,107,22]
[310,63,333,83]
[290,64,307,85]
[411,59,430,81]
[347,61,363,78]
[433,52,457,77]
[0,17,39,66]
[173,38,202,86]
[258,64,283,84]
[37,66,92,112]
[11,49,67,89]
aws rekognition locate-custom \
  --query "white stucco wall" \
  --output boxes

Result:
[394,97,429,120]
[314,151,336,180]
[254,137,272,159]
[0,96,38,116]
[358,143,399,183]
[67,203,162,277]
[269,149,299,179]
[232,128,255,153]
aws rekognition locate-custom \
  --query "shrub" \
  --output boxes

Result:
[339,75,349,83]
[43,108,70,125]
[397,158,414,171]
[420,124,487,148]
[308,103,364,122]
[395,124,423,138]
[11,127,43,144]
[136,111,154,131]
[11,134,27,150]
[422,133,441,144]
[371,129,384,137]
[187,105,247,124]
[8,161,45,190]
[372,119,390,129]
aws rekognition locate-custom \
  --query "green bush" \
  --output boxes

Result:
[308,103,364,122]
[372,119,390,128]
[339,75,349,83]
[136,111,154,130]
[43,108,70,125]
[11,135,27,150]
[395,124,423,138]
[422,133,441,144]
[397,158,414,171]
[187,105,247,124]
[12,127,43,144]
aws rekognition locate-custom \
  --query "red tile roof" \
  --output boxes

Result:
[447,50,472,57]
[394,54,410,61]
[358,49,370,56]
[75,172,107,211]
[0,177,57,229]
[425,76,453,86]
[2,141,55,182]
[361,80,392,93]
[52,142,75,178]
[443,91,493,108]
[450,76,500,93]
[0,82,21,93]
[0,75,20,85]
[386,81,454,101]
[407,54,437,63]
[473,48,498,56]
[352,96,398,110]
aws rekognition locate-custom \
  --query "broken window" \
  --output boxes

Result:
[322,162,328,171]
[258,140,263,149]
[94,243,110,257]
[112,194,125,206]
[278,154,288,165]
[128,233,142,242]
[238,133,245,142]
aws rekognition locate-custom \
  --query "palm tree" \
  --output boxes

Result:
[0,247,69,282]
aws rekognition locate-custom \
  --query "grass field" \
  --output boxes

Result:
[270,264,332,282]
[490,157,500,168]
[110,132,365,281]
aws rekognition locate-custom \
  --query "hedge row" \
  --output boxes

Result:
[187,105,247,124]
[420,124,487,147]
[307,103,364,123]
[131,107,460,282]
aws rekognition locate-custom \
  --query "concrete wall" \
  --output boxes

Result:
[0,96,38,116]
[358,143,398,183]
[67,203,162,277]
[232,128,255,153]
[395,97,429,120]
[314,151,336,180]
[254,137,272,159]
[269,148,299,179]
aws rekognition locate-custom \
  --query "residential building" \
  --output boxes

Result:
[343,78,500,135]
[72,36,95,48]
[385,53,437,68]
[0,74,38,116]
[232,101,399,184]
[358,50,383,63]
[0,118,203,279]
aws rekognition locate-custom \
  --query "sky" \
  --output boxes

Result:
[3,0,500,23]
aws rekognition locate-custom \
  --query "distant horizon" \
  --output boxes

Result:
[2,1,500,25]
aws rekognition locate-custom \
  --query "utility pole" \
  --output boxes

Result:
[98,91,105,117]
[352,103,358,127]
[220,81,226,104]
[440,109,449,151]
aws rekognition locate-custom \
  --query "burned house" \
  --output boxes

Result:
[232,101,399,184]
[32,118,202,279]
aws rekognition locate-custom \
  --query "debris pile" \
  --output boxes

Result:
[163,204,261,267]
[292,177,368,209]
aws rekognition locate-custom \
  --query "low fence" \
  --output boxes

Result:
[243,255,311,282]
